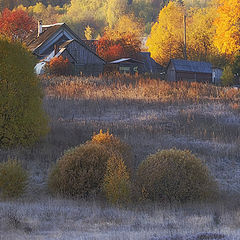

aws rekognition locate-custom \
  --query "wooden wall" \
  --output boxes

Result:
[63,40,105,76]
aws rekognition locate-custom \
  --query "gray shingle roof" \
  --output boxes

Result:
[171,59,212,74]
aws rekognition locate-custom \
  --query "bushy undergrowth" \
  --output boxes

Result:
[103,154,131,205]
[0,159,28,198]
[48,142,110,197]
[91,130,134,173]
[137,149,217,202]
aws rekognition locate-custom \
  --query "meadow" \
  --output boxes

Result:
[0,75,240,239]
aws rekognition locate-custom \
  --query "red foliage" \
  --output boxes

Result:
[49,56,71,75]
[0,8,36,41]
[96,32,141,62]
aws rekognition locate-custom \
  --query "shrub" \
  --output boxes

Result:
[136,149,217,202]
[103,154,131,205]
[48,56,71,75]
[48,143,111,197]
[221,65,234,86]
[0,38,48,147]
[91,130,134,174]
[0,159,28,198]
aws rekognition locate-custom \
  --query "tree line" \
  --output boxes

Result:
[0,0,239,84]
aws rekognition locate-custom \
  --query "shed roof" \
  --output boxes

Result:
[171,59,212,74]
[110,58,144,64]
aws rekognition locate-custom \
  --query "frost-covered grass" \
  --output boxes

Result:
[0,75,240,239]
[0,197,240,239]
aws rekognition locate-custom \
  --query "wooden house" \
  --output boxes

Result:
[167,59,212,83]
[24,21,105,75]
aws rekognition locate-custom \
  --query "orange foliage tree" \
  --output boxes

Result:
[0,8,36,41]
[48,56,71,75]
[96,33,141,62]
[96,15,143,62]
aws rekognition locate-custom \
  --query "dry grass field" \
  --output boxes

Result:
[0,75,240,239]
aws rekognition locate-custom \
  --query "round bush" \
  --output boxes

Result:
[48,143,111,197]
[91,130,134,173]
[103,154,131,205]
[136,149,217,202]
[0,159,28,198]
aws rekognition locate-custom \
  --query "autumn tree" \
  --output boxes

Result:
[187,6,219,62]
[84,25,93,40]
[26,3,64,25]
[114,14,144,39]
[146,1,185,66]
[96,15,143,61]
[0,8,36,41]
[61,0,107,38]
[214,0,240,57]
[106,0,128,28]
[48,56,71,75]
[0,38,48,147]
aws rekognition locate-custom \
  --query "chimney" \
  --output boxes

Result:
[38,20,42,37]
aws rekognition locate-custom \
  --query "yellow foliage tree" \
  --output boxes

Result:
[214,0,240,56]
[106,0,128,29]
[187,6,217,62]
[146,1,185,66]
[114,14,144,40]
[84,25,93,40]
[103,154,131,205]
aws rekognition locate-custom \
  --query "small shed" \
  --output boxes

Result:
[107,58,145,74]
[167,59,212,83]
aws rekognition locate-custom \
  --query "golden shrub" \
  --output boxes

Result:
[136,149,217,202]
[91,130,134,173]
[0,159,28,198]
[103,154,131,205]
[48,142,111,197]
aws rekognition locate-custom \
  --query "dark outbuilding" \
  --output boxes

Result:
[107,58,145,74]
[167,59,212,83]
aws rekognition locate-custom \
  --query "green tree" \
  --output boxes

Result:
[0,38,48,147]
[221,65,234,86]
[232,53,240,83]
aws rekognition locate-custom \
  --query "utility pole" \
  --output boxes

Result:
[0,0,3,12]
[183,14,187,60]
